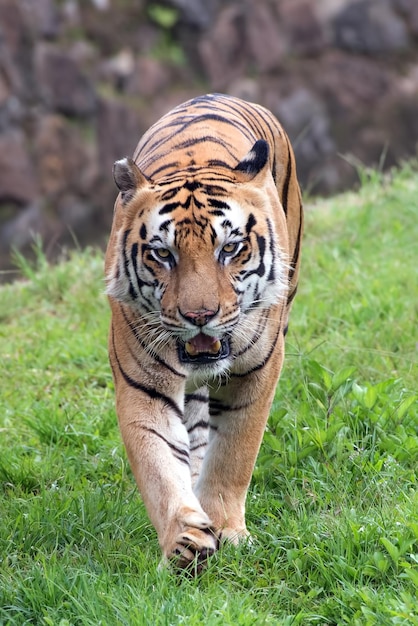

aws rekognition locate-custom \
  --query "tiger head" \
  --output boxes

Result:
[106,140,289,370]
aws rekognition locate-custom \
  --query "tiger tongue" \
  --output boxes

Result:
[185,333,221,356]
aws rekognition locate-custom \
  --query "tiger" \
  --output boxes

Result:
[105,93,303,572]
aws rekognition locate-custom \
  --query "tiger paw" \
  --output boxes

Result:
[217,526,250,546]
[158,528,218,574]
[159,507,218,574]
[167,526,218,574]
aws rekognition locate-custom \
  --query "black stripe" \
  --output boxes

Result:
[159,201,180,215]
[121,229,138,300]
[131,242,139,282]
[184,179,201,191]
[281,136,293,216]
[179,111,254,146]
[174,135,238,158]
[288,217,302,283]
[243,233,266,279]
[185,393,208,403]
[159,219,172,232]
[160,187,180,201]
[272,153,277,183]
[207,159,230,168]
[139,224,147,240]
[208,198,230,211]
[213,96,261,140]
[252,104,279,148]
[190,441,207,452]
[202,183,231,196]
[148,160,180,179]
[186,419,209,434]
[245,213,256,234]
[287,286,298,306]
[208,400,250,414]
[231,322,283,379]
[140,426,190,466]
[266,218,276,282]
[112,328,183,419]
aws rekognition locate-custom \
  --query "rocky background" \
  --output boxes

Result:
[1,0,417,280]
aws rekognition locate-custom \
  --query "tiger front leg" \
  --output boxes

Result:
[194,354,283,545]
[115,385,217,571]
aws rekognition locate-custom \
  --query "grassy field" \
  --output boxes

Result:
[0,163,417,625]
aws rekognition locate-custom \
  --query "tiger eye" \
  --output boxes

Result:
[222,242,238,254]
[155,248,171,259]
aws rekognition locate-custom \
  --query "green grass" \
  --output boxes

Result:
[1,163,417,625]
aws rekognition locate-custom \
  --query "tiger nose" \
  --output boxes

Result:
[180,308,217,326]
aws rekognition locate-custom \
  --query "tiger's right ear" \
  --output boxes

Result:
[113,157,149,204]
[234,139,269,183]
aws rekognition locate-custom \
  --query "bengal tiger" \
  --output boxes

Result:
[105,93,303,572]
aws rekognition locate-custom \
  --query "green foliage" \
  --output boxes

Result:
[147,3,185,65]
[147,4,179,29]
[0,164,417,623]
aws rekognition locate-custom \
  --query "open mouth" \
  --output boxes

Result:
[178,333,230,364]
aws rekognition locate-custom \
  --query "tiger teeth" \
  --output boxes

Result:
[185,341,198,356]
[184,339,222,356]
[211,340,221,353]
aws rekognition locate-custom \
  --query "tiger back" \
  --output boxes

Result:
[105,93,303,571]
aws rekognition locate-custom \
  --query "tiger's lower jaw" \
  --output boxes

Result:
[177,336,230,365]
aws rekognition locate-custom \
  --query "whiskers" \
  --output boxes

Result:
[230,313,261,352]
[129,310,173,357]
[229,299,286,357]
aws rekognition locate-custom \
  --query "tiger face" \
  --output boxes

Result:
[106,140,289,374]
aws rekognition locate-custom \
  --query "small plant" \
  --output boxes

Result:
[147,3,179,29]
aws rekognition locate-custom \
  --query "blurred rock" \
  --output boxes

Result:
[21,0,60,39]
[35,43,97,118]
[34,114,97,201]
[0,129,38,204]
[126,58,172,98]
[0,202,56,252]
[279,0,327,56]
[166,0,219,28]
[0,0,38,104]
[99,49,136,91]
[245,2,286,71]
[333,0,409,53]
[96,96,143,203]
[265,87,337,191]
[198,5,246,89]
[393,0,418,37]
[316,52,392,116]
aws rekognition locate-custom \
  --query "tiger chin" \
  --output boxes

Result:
[105,93,303,573]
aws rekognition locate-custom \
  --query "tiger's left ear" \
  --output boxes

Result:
[113,157,149,204]
[234,139,269,182]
